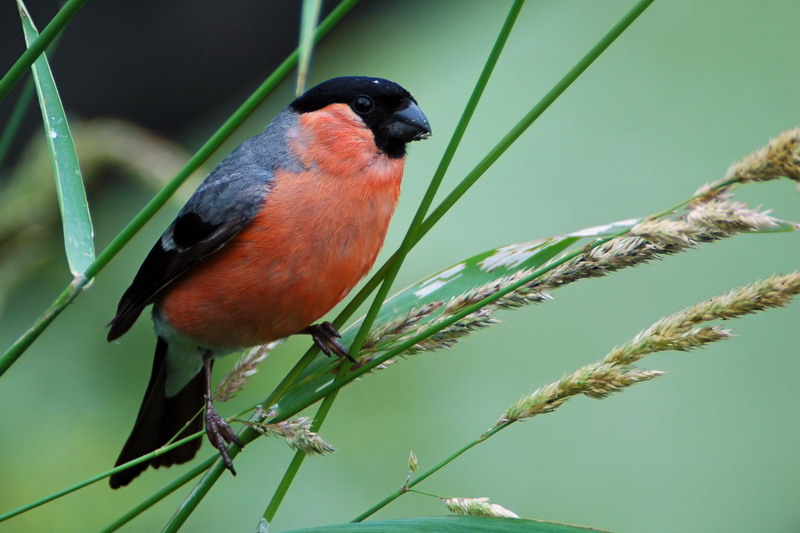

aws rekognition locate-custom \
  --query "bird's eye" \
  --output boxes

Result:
[352,95,374,114]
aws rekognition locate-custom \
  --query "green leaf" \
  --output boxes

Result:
[282,516,603,533]
[363,216,798,327]
[275,218,638,404]
[350,219,637,330]
[276,213,798,405]
[19,0,94,276]
[296,0,322,95]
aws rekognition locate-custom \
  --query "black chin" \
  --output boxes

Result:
[379,138,408,159]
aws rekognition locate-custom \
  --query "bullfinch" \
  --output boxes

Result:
[107,76,431,488]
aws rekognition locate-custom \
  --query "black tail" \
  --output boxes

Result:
[109,337,204,489]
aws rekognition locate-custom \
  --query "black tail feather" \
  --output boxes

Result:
[109,337,204,489]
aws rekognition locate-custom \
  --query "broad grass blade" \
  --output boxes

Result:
[19,0,95,276]
[278,213,798,403]
[283,516,601,532]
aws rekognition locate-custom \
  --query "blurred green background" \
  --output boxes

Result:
[1,1,799,531]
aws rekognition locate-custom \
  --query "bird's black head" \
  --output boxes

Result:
[291,76,431,158]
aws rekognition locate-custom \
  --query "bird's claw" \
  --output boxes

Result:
[204,401,242,476]
[302,321,355,362]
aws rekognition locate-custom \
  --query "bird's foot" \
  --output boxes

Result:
[204,397,242,476]
[301,321,355,362]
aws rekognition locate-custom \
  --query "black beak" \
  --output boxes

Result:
[386,101,431,143]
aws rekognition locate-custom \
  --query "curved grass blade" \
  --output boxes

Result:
[341,212,796,348]
[282,516,602,533]
[19,0,94,275]
[296,0,322,95]
[276,218,638,399]
[279,212,798,399]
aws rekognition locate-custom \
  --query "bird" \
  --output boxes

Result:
[106,76,431,488]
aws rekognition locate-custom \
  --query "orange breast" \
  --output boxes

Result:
[157,104,405,350]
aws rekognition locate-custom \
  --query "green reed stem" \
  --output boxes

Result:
[0,0,87,102]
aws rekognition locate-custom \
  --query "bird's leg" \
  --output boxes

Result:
[300,321,355,362]
[201,351,242,476]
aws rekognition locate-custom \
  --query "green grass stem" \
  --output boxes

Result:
[0,0,87,102]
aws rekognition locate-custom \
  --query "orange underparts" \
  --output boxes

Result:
[157,104,405,349]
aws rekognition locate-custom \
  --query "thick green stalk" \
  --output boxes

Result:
[351,422,512,522]
[163,1,655,528]
[0,0,361,377]
[0,0,87,102]
[260,0,527,524]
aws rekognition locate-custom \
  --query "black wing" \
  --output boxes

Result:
[106,213,248,341]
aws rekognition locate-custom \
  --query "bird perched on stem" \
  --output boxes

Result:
[107,76,431,488]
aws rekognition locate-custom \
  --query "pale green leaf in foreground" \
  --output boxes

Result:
[277,218,637,401]
[282,516,604,533]
[275,211,797,407]
[345,214,795,347]
[19,0,95,275]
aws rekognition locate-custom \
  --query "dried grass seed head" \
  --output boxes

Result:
[215,342,276,402]
[442,497,520,519]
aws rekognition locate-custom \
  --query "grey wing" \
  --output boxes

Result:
[106,110,304,341]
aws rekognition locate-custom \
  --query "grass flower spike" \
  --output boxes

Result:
[442,497,520,519]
